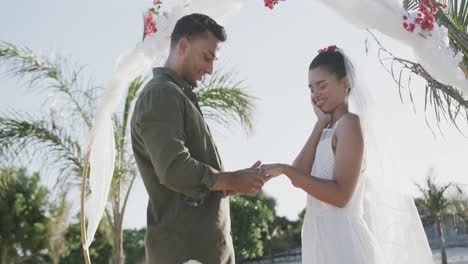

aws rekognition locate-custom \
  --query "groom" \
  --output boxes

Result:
[131,13,268,264]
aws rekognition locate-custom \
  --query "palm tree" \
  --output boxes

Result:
[0,42,256,263]
[368,0,468,132]
[416,169,465,264]
[47,193,71,264]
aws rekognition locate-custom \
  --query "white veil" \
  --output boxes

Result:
[341,48,433,263]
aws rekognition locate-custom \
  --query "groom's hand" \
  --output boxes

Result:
[230,161,268,196]
[228,161,264,196]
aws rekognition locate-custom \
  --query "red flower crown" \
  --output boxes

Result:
[318,45,337,54]
[264,0,285,10]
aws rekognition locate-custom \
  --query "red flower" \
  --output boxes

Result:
[145,15,153,23]
[419,3,429,12]
[318,45,337,54]
[403,0,440,33]
[142,0,165,39]
[424,15,435,24]
[144,11,158,37]
[145,23,157,35]
[442,4,447,10]
[264,0,284,10]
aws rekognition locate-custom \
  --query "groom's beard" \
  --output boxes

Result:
[180,67,199,87]
[186,78,198,87]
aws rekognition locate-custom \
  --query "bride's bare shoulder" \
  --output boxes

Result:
[339,113,361,125]
[337,113,363,136]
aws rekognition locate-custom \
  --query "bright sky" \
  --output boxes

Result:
[1,0,467,229]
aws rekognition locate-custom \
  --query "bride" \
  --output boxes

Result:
[259,46,432,264]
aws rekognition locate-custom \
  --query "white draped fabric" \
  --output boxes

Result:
[318,0,467,97]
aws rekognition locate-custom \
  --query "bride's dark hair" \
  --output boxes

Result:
[309,49,347,80]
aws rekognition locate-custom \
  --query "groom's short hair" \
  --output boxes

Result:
[170,13,227,49]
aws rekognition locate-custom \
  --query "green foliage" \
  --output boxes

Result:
[0,168,49,263]
[416,171,465,264]
[416,174,464,222]
[230,195,274,259]
[402,0,419,11]
[197,71,256,134]
[123,228,146,264]
[446,0,468,33]
[60,220,113,264]
[231,192,305,260]
[0,114,83,180]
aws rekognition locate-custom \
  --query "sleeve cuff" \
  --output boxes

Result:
[201,166,220,190]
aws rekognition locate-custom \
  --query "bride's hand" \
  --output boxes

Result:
[259,164,288,177]
[312,100,331,127]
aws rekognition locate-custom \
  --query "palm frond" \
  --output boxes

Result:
[119,76,147,157]
[0,167,16,195]
[0,42,94,128]
[446,0,468,33]
[197,70,256,134]
[436,7,468,59]
[403,0,420,11]
[433,1,468,77]
[110,76,146,195]
[366,31,468,135]
[416,171,465,218]
[0,111,83,186]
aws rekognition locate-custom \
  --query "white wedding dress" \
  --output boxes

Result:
[301,118,385,264]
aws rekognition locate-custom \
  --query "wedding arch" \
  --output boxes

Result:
[80,0,467,263]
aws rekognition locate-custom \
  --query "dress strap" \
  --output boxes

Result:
[330,115,346,135]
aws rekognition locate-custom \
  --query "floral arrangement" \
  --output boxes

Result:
[144,0,164,38]
[403,0,448,33]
